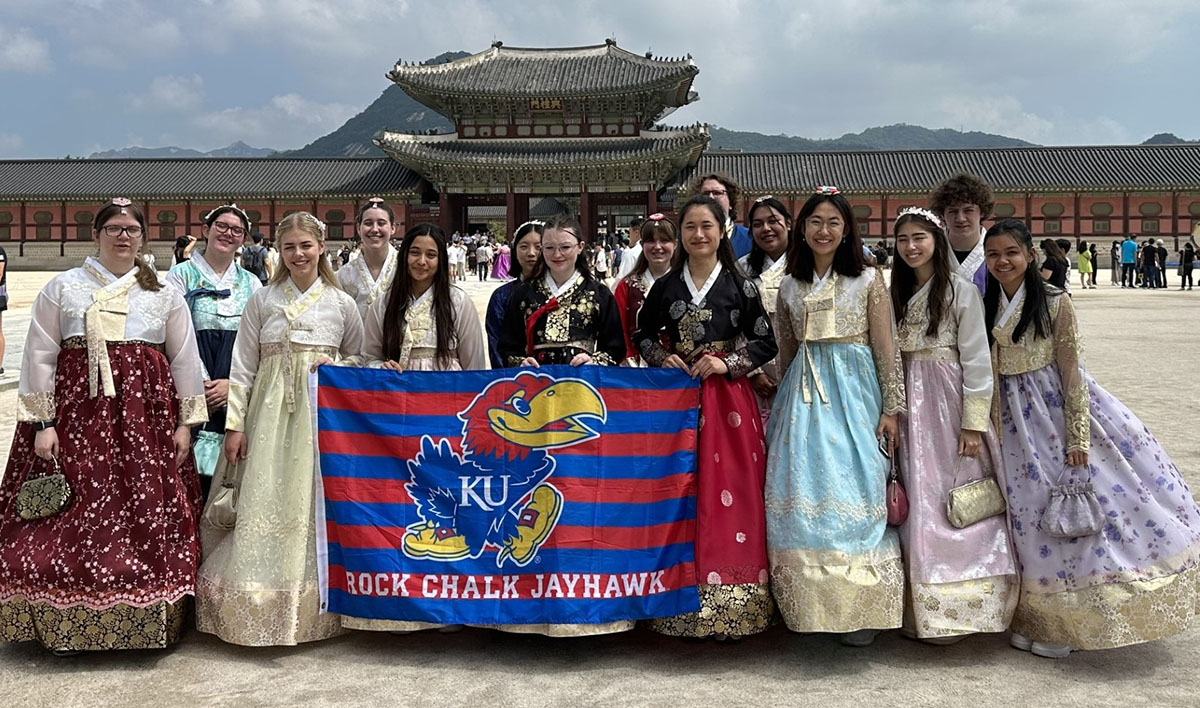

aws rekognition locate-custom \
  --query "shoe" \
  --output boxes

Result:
[402,521,470,560]
[1031,641,1073,659]
[921,635,967,645]
[839,629,880,647]
[1010,633,1033,651]
[497,484,563,567]
[437,624,465,634]
[50,648,82,657]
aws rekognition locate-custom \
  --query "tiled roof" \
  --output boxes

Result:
[388,41,698,98]
[695,144,1200,194]
[0,157,422,201]
[375,128,710,166]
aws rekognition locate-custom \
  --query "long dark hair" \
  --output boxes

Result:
[674,196,740,276]
[94,201,160,291]
[983,219,1052,344]
[745,197,792,277]
[786,192,865,283]
[890,212,952,336]
[530,213,593,282]
[507,221,544,279]
[631,217,679,278]
[381,223,455,366]
[1041,239,1068,265]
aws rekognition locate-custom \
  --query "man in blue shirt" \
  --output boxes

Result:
[1120,234,1138,288]
[690,172,752,258]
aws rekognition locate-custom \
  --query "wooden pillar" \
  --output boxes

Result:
[60,200,68,256]
[1025,194,1033,229]
[269,199,277,240]
[18,200,26,257]
[185,200,192,237]
[647,187,657,215]
[505,188,518,239]
[1073,193,1081,241]
[395,202,409,234]
[1171,191,1179,248]
[579,191,593,244]
[439,191,452,235]
[880,194,889,242]
[1122,193,1130,236]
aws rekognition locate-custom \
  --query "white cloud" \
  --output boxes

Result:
[189,93,359,149]
[0,132,25,155]
[131,74,205,112]
[937,96,1056,144]
[0,26,51,72]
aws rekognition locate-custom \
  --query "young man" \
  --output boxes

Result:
[930,173,994,294]
[1121,234,1138,287]
[241,232,271,284]
[615,217,644,280]
[691,173,752,258]
[1157,239,1170,288]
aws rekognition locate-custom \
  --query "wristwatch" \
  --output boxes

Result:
[33,419,56,431]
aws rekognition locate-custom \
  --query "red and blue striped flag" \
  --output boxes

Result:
[315,365,702,625]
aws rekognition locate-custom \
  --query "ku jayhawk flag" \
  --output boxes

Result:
[314,365,702,625]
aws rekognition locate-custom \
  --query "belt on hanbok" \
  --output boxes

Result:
[798,340,829,405]
[902,346,958,362]
[525,297,560,356]
[62,336,164,354]
[260,341,339,412]
[533,339,595,353]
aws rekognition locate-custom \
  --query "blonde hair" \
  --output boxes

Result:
[270,211,338,287]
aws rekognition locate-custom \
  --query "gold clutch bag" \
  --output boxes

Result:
[946,477,1007,529]
[16,456,72,521]
[202,456,241,531]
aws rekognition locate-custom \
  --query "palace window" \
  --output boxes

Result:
[1141,219,1159,234]
[1090,202,1113,216]
[858,222,870,236]
[1139,202,1162,216]
[993,204,1017,218]
[325,209,346,239]
[516,126,530,137]
[533,125,547,136]
[1044,220,1062,234]
[566,125,581,136]
[852,205,872,219]
[463,126,477,137]
[1041,203,1065,217]
[621,124,636,135]
[33,210,53,240]
[157,210,177,240]
[1189,202,1200,216]
[75,211,93,239]
[550,125,564,136]
[0,211,11,240]
[247,210,262,226]
[1093,219,1110,234]
[495,126,508,137]
[589,124,603,136]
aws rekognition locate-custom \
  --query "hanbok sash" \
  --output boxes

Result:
[399,289,434,366]
[757,256,786,316]
[280,279,327,412]
[525,272,581,356]
[82,258,138,398]
[798,270,837,404]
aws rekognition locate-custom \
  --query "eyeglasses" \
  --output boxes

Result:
[212,221,246,237]
[701,189,728,198]
[541,243,580,255]
[101,225,143,238]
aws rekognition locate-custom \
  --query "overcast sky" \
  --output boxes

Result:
[1,0,1197,158]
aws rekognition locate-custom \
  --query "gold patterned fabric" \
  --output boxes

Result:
[647,583,774,638]
[1013,561,1200,650]
[178,394,208,427]
[906,576,1018,639]
[768,548,905,633]
[16,391,55,422]
[480,620,635,637]
[992,291,1089,452]
[0,597,186,651]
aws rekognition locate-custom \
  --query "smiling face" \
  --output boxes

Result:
[984,232,1033,294]
[407,234,439,288]
[943,202,982,243]
[514,230,542,278]
[540,226,582,281]
[357,206,395,252]
[95,212,144,266]
[698,178,732,216]
[205,211,247,257]
[279,227,325,281]
[895,222,936,272]
[749,203,789,259]
[642,227,677,269]
[803,202,845,262]
[680,204,722,260]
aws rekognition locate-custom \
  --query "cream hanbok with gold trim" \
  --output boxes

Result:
[765,267,907,633]
[196,277,363,646]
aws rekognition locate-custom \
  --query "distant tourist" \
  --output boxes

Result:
[1075,240,1094,289]
[1156,239,1169,288]
[1180,241,1195,290]
[240,232,271,285]
[1140,237,1160,288]
[1120,234,1137,287]
[1088,242,1099,287]
[1111,240,1122,285]
[930,172,994,294]
[615,217,644,280]
[1039,239,1069,289]
[173,234,198,266]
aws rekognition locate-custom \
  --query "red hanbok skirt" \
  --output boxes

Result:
[0,343,201,650]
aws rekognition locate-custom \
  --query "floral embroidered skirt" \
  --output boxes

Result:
[998,366,1200,649]
[649,375,774,638]
[898,358,1017,638]
[0,344,201,651]
[765,341,904,633]
[196,352,346,646]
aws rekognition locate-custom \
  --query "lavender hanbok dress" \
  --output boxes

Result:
[992,284,1200,649]
[896,274,1017,638]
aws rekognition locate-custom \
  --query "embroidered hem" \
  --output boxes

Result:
[0,596,187,650]
[647,583,774,638]
[769,549,905,633]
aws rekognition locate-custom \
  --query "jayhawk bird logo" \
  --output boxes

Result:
[401,372,606,567]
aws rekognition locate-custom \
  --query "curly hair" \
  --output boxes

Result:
[929,173,995,219]
[687,172,742,219]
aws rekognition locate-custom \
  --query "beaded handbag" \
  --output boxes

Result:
[15,456,72,521]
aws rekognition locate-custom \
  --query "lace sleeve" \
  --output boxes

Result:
[955,280,994,432]
[1053,295,1090,453]
[17,287,63,422]
[773,283,798,376]
[866,273,906,415]
[225,290,264,432]
[163,288,208,427]
[336,295,365,365]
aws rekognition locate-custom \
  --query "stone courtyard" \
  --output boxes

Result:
[0,269,1197,707]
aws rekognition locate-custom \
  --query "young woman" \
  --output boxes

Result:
[1179,242,1195,290]
[1110,241,1122,286]
[1087,243,1099,287]
[1039,239,1069,289]
[737,196,791,419]
[497,214,624,368]
[984,218,1200,658]
[196,211,364,647]
[362,223,486,373]
[167,203,262,501]
[490,241,511,280]
[1075,241,1094,290]
[765,187,906,647]
[613,213,677,365]
[486,221,543,368]
[0,198,207,654]
[635,196,778,640]
[889,208,1017,643]
[337,198,399,318]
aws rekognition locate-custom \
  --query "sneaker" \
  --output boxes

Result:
[840,629,880,647]
[1010,633,1033,651]
[1031,641,1073,659]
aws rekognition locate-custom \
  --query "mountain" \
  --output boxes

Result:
[88,141,275,159]
[1142,132,1197,145]
[280,51,468,158]
[707,124,1034,152]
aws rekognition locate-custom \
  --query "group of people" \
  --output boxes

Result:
[2,171,1198,663]
[1114,233,1196,290]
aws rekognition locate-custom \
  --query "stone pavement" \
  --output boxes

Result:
[0,270,1198,707]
